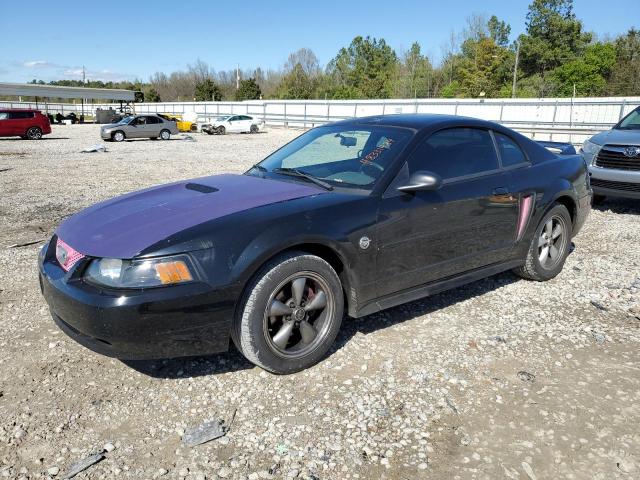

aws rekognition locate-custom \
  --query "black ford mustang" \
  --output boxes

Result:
[39,114,592,373]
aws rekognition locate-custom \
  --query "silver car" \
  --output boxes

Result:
[582,106,640,201]
[101,114,179,142]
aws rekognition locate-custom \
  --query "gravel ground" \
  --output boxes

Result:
[0,124,639,480]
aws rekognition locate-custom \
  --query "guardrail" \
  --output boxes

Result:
[2,97,639,145]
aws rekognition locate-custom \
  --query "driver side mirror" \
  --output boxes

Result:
[397,171,442,193]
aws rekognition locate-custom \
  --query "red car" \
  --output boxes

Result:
[0,109,52,140]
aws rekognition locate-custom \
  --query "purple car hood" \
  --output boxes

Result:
[56,174,324,259]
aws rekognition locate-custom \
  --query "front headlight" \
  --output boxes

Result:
[85,255,196,288]
[582,139,601,156]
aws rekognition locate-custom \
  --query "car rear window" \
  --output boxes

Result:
[494,132,528,167]
[408,127,499,180]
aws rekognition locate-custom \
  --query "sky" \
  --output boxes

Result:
[0,0,638,83]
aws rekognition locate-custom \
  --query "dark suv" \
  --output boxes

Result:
[0,109,52,140]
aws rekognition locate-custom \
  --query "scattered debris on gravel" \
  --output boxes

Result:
[0,124,639,479]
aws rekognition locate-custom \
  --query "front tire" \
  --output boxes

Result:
[233,252,344,374]
[160,129,171,140]
[217,126,226,135]
[250,124,259,134]
[112,130,125,142]
[26,127,42,140]
[514,203,572,281]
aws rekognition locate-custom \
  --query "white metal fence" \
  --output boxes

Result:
[2,97,639,145]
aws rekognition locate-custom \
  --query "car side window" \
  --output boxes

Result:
[147,116,160,124]
[0,112,8,120]
[229,116,238,122]
[407,127,499,180]
[494,132,528,167]
[8,111,34,119]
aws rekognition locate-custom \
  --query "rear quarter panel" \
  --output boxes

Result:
[510,152,590,254]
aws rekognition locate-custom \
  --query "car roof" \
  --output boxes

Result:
[331,113,499,131]
[0,108,40,112]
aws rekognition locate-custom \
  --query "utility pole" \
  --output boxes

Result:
[81,65,86,121]
[511,41,520,98]
[236,64,240,90]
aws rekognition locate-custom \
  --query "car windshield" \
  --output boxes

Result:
[250,125,412,190]
[616,108,640,130]
[115,116,133,125]
[217,116,232,121]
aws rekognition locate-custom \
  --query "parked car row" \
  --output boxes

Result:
[2,105,639,202]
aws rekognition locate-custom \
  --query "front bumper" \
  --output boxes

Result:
[39,242,238,360]
[100,130,111,140]
[589,165,640,199]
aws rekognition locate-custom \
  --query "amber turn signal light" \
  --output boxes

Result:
[154,261,193,284]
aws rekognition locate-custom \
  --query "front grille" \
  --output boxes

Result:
[590,178,640,193]
[596,146,640,171]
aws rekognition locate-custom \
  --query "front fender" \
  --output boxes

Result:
[228,196,380,313]
[233,232,356,291]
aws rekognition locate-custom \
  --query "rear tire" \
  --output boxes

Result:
[160,129,171,140]
[112,130,125,142]
[26,127,42,140]
[514,203,572,281]
[232,252,344,374]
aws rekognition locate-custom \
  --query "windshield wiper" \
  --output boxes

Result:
[273,167,333,191]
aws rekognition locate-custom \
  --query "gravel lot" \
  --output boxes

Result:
[0,124,639,480]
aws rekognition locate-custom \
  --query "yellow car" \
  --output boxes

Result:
[158,114,197,132]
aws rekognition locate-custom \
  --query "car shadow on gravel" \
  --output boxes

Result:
[123,271,521,379]
[122,345,253,379]
[0,137,70,141]
[330,270,522,354]
[592,198,640,215]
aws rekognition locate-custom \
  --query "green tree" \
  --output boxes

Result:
[457,37,514,97]
[607,28,640,95]
[519,0,592,93]
[276,63,317,99]
[396,42,432,98]
[146,88,161,102]
[440,81,461,98]
[552,43,616,96]
[488,15,511,47]
[194,79,222,101]
[326,36,398,98]
[235,78,262,101]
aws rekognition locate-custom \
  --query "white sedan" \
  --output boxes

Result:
[202,115,265,135]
